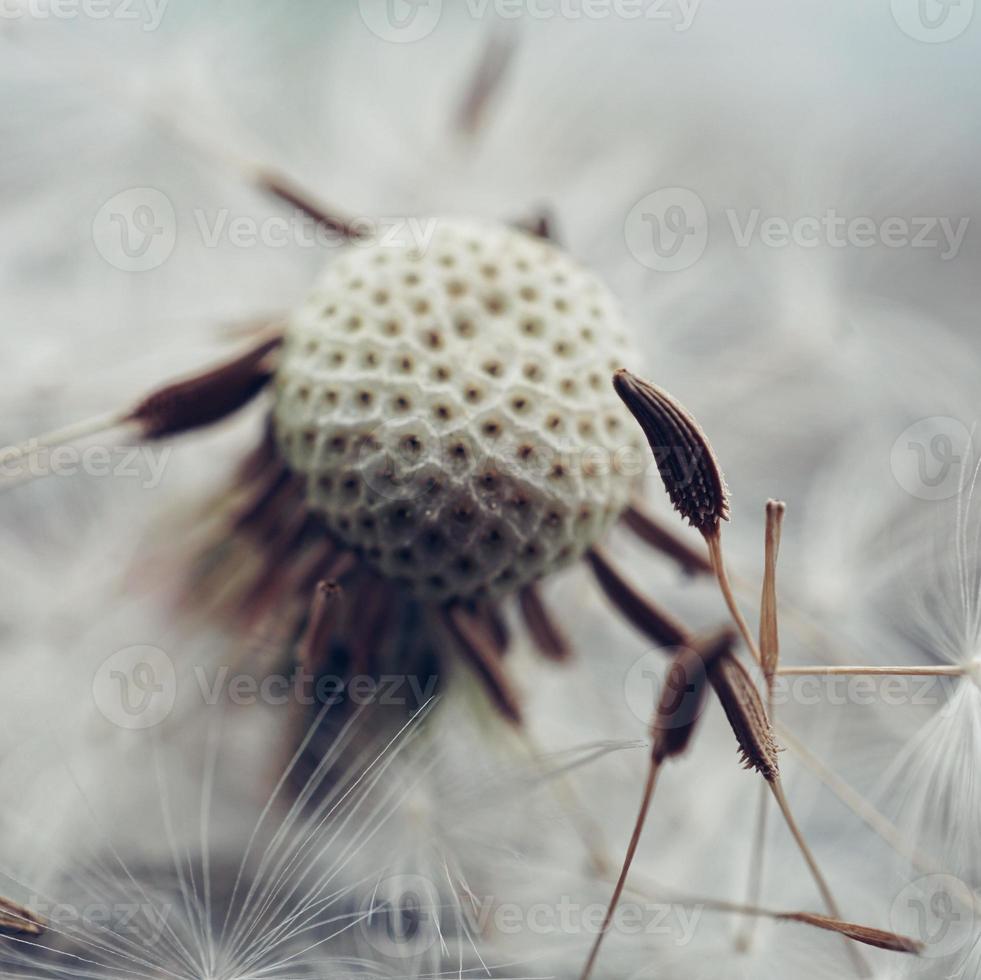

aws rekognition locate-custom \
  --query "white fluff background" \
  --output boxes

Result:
[1,1,980,978]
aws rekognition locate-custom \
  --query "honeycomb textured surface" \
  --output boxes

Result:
[273,217,642,600]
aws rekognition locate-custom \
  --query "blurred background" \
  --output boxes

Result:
[1,2,980,978]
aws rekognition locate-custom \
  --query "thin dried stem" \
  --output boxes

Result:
[709,650,869,974]
[707,533,763,667]
[579,630,732,980]
[738,499,785,951]
[769,779,871,976]
[779,724,981,918]
[759,500,786,687]
[579,760,661,980]
[777,664,965,676]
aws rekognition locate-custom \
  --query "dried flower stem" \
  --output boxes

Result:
[779,724,981,919]
[580,631,733,980]
[777,664,965,676]
[759,500,785,689]
[738,500,785,952]
[618,868,921,952]
[709,650,870,975]
[706,534,763,667]
[579,760,661,980]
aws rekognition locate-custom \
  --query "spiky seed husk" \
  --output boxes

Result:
[612,369,730,536]
[709,651,780,781]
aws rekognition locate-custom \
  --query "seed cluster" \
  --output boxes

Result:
[273,218,641,599]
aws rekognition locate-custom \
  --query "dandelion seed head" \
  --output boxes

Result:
[274,217,641,600]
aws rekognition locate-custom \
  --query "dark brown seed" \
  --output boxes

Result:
[586,547,690,650]
[652,627,736,764]
[621,501,714,577]
[455,29,517,137]
[0,897,45,937]
[256,170,364,239]
[442,605,523,725]
[298,579,343,674]
[783,913,924,955]
[613,369,730,536]
[129,333,283,439]
[519,584,571,661]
